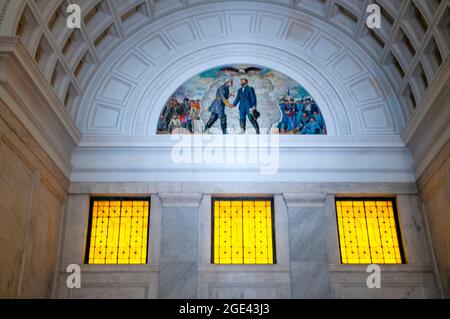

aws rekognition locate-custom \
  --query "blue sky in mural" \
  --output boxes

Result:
[171,64,313,101]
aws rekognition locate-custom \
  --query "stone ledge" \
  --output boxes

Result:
[198,264,290,273]
[59,264,159,273]
[329,264,434,273]
[283,193,327,207]
[159,192,203,207]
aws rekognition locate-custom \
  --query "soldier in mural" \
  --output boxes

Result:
[300,117,321,134]
[157,98,178,133]
[169,114,181,133]
[189,99,202,133]
[278,96,297,133]
[276,93,327,134]
[204,79,234,134]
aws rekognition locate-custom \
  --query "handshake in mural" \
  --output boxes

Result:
[223,96,259,120]
[222,97,234,109]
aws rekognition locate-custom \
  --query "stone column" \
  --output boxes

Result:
[157,193,202,299]
[283,193,331,298]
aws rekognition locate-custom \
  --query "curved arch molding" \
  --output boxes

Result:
[76,2,404,140]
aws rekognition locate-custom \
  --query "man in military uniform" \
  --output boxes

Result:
[278,97,289,133]
[233,78,260,134]
[312,110,325,134]
[158,98,178,133]
[300,117,321,135]
[204,79,234,134]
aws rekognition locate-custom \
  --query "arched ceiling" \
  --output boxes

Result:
[2,0,449,140]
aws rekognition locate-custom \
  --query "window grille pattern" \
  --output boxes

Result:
[86,199,150,264]
[336,199,404,264]
[213,199,275,264]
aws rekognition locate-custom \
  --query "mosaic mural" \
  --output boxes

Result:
[156,64,326,135]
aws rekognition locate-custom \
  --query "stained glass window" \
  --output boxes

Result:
[212,198,275,264]
[336,198,405,264]
[85,198,150,265]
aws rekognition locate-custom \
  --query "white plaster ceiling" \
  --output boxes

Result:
[2,0,449,141]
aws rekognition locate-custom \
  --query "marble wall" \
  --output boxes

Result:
[56,182,442,299]
[417,138,450,298]
[0,100,68,298]
[286,197,331,298]
[158,205,198,298]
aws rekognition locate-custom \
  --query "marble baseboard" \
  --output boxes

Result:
[198,271,291,299]
[158,262,197,299]
[291,262,331,298]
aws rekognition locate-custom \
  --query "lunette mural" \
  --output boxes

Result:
[157,65,326,135]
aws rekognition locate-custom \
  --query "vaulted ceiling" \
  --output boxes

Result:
[1,0,449,139]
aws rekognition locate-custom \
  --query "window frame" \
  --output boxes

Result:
[210,196,277,265]
[84,196,152,265]
[334,197,406,265]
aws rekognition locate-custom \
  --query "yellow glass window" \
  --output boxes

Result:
[213,198,275,264]
[336,199,404,264]
[86,198,150,265]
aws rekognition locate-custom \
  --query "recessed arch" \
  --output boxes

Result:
[136,45,346,136]
[75,2,405,140]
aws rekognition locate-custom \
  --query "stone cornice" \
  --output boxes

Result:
[283,193,327,207]
[158,192,203,207]
[70,143,415,183]
[68,182,418,195]
[77,135,406,148]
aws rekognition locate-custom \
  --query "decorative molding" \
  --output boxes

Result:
[70,142,415,183]
[67,182,418,196]
[77,134,406,148]
[0,0,11,32]
[70,168,415,184]
[72,167,412,174]
[283,193,327,207]
[158,192,203,207]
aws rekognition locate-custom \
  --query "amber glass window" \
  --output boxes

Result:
[212,198,275,264]
[336,198,405,264]
[85,198,150,265]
